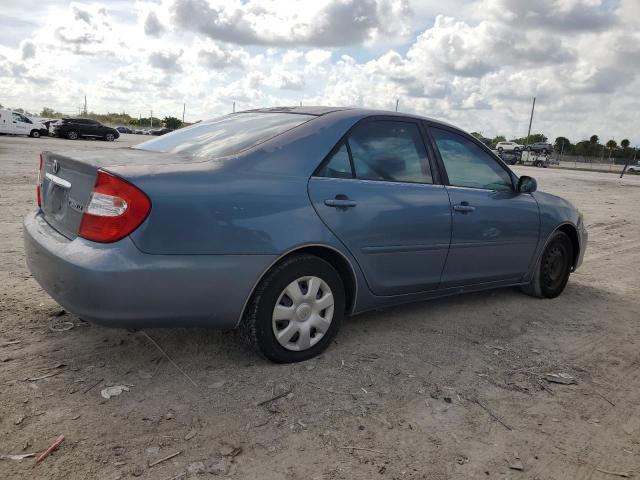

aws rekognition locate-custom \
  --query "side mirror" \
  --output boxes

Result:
[518,176,537,193]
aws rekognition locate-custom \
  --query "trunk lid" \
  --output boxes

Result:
[39,147,204,240]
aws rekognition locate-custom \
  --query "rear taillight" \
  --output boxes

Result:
[36,154,43,208]
[78,170,151,243]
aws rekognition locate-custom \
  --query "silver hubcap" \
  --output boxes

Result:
[272,276,334,351]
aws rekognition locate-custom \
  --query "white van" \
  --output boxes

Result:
[0,109,45,137]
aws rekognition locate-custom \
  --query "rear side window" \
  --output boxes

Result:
[316,120,433,184]
[135,112,311,158]
[431,127,513,191]
[317,143,353,179]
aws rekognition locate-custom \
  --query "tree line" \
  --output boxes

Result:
[470,131,635,159]
[38,107,185,130]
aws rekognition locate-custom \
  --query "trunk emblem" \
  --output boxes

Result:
[68,198,85,212]
[52,160,60,174]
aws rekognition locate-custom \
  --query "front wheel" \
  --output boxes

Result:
[521,231,573,299]
[242,254,345,363]
[30,130,40,138]
[104,132,115,141]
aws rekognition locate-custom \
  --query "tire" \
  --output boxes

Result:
[242,254,345,363]
[104,132,115,142]
[526,146,531,151]
[521,231,573,299]
[514,147,520,152]
[30,130,40,138]
[66,130,79,140]
[497,147,503,152]
[534,160,543,167]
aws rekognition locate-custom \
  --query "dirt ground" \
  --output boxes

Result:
[1,134,640,480]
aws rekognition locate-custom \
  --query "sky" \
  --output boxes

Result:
[0,0,638,144]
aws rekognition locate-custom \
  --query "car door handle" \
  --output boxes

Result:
[324,198,357,208]
[453,203,475,213]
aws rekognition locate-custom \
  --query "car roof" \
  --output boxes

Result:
[237,105,459,130]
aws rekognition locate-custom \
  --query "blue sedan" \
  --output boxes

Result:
[24,107,587,362]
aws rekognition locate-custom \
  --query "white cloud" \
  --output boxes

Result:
[0,0,638,144]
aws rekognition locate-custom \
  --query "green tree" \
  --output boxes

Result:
[606,139,617,150]
[621,139,630,149]
[163,116,182,129]
[589,135,599,144]
[554,136,572,153]
[40,107,58,117]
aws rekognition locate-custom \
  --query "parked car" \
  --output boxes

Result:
[496,150,521,165]
[24,107,587,363]
[148,127,174,136]
[0,108,46,138]
[627,162,640,173]
[496,141,524,152]
[52,118,120,141]
[42,119,60,136]
[526,142,554,154]
[115,126,132,134]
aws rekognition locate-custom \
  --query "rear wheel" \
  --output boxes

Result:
[66,130,79,140]
[521,231,573,299]
[242,254,344,363]
[30,129,40,138]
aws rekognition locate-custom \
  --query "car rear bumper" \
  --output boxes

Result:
[24,210,275,329]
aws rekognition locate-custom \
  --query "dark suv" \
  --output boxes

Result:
[525,142,554,154]
[52,118,120,141]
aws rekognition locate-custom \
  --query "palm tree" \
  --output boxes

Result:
[606,139,617,150]
[590,135,599,144]
[621,139,630,149]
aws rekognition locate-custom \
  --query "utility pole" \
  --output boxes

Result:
[139,113,141,127]
[525,97,535,148]
[182,103,185,124]
[232,101,236,113]
[395,98,399,112]
[84,95,87,115]
[150,110,153,128]
[621,147,637,178]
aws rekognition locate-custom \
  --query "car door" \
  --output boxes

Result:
[12,112,29,134]
[0,110,9,133]
[308,118,452,296]
[84,120,100,136]
[427,125,539,288]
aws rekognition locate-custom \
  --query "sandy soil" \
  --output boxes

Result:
[1,134,639,480]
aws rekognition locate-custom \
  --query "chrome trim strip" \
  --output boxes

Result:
[45,172,71,189]
[234,244,359,328]
[362,243,450,254]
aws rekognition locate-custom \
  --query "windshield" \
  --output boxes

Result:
[134,112,312,158]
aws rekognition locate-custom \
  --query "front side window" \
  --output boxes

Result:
[12,112,30,123]
[347,121,432,183]
[431,127,513,191]
[135,112,311,158]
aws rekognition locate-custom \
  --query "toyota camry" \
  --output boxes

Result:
[24,107,587,363]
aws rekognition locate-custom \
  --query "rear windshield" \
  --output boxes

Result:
[134,112,312,158]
